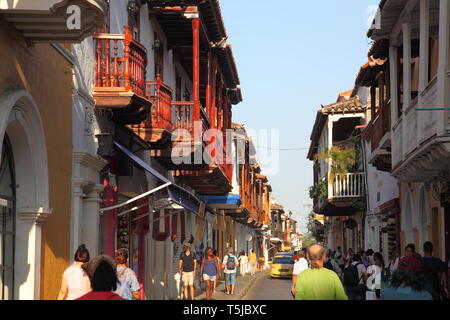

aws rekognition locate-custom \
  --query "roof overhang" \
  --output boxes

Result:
[0,0,107,43]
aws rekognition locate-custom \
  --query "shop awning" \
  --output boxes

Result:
[202,194,242,209]
[99,141,201,215]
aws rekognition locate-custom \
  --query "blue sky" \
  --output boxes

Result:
[220,0,378,232]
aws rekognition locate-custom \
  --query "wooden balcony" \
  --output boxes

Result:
[131,76,173,148]
[93,26,151,125]
[142,95,232,194]
[0,0,106,43]
[319,173,366,217]
[364,101,392,172]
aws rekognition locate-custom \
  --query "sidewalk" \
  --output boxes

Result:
[194,270,269,300]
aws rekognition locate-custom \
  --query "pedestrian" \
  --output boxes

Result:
[76,255,125,300]
[398,243,421,273]
[178,240,197,300]
[420,241,447,300]
[335,246,344,270]
[342,253,367,300]
[366,252,384,300]
[381,269,432,300]
[324,249,342,277]
[294,244,348,300]
[114,249,141,300]
[258,255,265,270]
[344,248,354,267]
[238,250,248,277]
[366,249,375,265]
[361,251,370,268]
[291,250,309,296]
[248,250,257,275]
[292,251,299,263]
[222,248,239,295]
[200,247,221,300]
[57,244,91,300]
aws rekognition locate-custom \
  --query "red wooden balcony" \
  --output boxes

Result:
[132,75,173,148]
[93,26,151,124]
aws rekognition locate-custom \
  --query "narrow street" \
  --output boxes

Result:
[242,275,293,300]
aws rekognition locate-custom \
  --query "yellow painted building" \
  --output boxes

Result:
[0,1,106,300]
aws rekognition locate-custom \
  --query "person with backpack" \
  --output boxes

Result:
[342,253,367,300]
[222,248,239,295]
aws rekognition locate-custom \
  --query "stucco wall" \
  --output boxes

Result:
[0,19,72,299]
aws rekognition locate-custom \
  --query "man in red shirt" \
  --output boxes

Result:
[76,255,125,300]
[398,244,421,273]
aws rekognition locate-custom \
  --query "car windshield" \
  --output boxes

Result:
[273,257,292,264]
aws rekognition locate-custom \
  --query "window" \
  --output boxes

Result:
[0,135,16,300]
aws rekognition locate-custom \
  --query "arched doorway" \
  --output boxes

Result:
[0,89,50,299]
[0,134,16,300]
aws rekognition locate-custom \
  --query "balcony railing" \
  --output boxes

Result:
[146,76,173,130]
[93,26,147,97]
[332,173,365,198]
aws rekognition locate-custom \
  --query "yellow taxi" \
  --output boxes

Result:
[269,255,294,278]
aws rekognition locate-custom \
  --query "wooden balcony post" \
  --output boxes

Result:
[96,37,102,87]
[113,39,119,86]
[123,25,132,91]
[206,50,212,121]
[192,18,200,122]
[105,39,110,87]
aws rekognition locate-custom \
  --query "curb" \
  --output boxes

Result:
[237,270,269,300]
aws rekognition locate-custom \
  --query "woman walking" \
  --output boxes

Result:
[200,247,221,300]
[57,244,91,300]
[238,251,248,277]
[114,249,141,300]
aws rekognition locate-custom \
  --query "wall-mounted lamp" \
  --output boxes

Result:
[127,0,137,12]
[152,38,161,50]
[96,132,114,157]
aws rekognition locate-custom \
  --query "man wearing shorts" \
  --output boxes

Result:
[222,248,239,295]
[178,240,197,300]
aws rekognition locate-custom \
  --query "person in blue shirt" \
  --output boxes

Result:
[382,268,432,300]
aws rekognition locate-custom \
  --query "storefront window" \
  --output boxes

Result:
[0,135,16,300]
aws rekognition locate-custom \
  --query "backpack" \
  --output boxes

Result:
[226,255,236,270]
[343,263,361,287]
[324,259,334,271]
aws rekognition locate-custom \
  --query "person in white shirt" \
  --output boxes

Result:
[57,244,91,300]
[366,253,384,300]
[291,251,309,296]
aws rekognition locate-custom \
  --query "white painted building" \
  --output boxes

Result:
[369,0,450,259]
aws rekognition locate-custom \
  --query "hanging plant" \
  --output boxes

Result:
[309,177,328,200]
[315,146,356,184]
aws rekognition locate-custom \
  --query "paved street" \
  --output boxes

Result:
[242,274,293,300]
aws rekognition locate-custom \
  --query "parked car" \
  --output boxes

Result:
[269,255,294,278]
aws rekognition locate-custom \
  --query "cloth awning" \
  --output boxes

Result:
[100,141,201,214]
[202,194,242,209]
